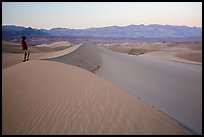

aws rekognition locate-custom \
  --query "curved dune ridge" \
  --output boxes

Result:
[35,44,81,60]
[48,42,102,72]
[2,41,99,72]
[3,60,190,135]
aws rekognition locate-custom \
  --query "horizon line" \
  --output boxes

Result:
[2,23,202,30]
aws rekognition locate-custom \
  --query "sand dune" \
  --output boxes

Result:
[95,46,202,134]
[3,41,200,135]
[36,41,71,48]
[35,44,81,60]
[100,42,202,63]
[142,50,202,63]
[48,42,101,72]
[3,60,190,135]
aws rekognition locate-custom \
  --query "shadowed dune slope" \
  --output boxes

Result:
[95,46,202,134]
[48,42,101,72]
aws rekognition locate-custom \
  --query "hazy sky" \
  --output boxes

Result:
[2,2,202,29]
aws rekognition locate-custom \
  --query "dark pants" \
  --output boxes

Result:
[23,50,30,61]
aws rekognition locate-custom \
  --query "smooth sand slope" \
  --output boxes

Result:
[48,42,101,72]
[3,60,190,135]
[95,46,202,134]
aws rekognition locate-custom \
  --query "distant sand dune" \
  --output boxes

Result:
[100,42,202,63]
[36,41,71,48]
[142,50,202,63]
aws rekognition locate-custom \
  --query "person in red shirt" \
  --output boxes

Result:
[21,36,30,62]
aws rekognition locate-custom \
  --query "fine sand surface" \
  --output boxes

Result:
[95,46,202,134]
[2,41,190,135]
[2,60,190,135]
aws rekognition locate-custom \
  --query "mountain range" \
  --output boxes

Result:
[2,24,202,42]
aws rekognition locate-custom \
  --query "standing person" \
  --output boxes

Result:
[21,36,30,62]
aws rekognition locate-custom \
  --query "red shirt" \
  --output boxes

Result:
[21,40,28,50]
